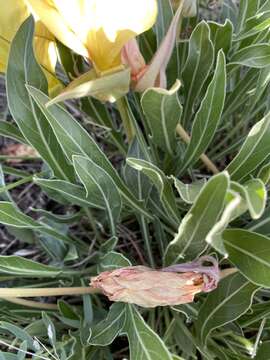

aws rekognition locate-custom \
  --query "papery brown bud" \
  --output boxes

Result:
[91,257,219,308]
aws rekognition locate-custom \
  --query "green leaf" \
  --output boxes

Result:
[209,20,233,56]
[124,139,152,200]
[173,178,206,204]
[81,97,126,154]
[230,180,267,220]
[206,189,242,256]
[164,172,229,264]
[34,177,104,209]
[223,68,258,119]
[27,85,151,219]
[247,205,270,236]
[181,21,214,125]
[236,11,270,41]
[0,256,60,277]
[0,202,81,248]
[141,80,182,155]
[42,312,56,347]
[223,229,270,287]
[155,0,179,87]
[237,0,260,33]
[243,179,267,219]
[182,50,226,171]
[230,44,270,68]
[255,341,270,359]
[89,303,126,346]
[226,112,270,181]
[6,17,74,182]
[127,158,180,224]
[99,251,131,271]
[123,304,172,360]
[0,122,26,144]
[0,322,40,352]
[73,155,122,235]
[257,161,270,184]
[195,272,258,343]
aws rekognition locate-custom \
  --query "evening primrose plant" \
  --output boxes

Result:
[0,0,270,358]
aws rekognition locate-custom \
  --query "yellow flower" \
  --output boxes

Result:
[26,0,158,74]
[0,0,61,94]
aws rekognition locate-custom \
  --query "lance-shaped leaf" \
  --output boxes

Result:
[46,68,131,105]
[88,303,126,346]
[155,0,180,87]
[99,251,132,272]
[196,272,258,343]
[0,122,26,144]
[235,11,270,41]
[141,80,182,155]
[127,158,180,223]
[173,177,206,204]
[223,229,270,287]
[123,304,172,360]
[124,139,152,200]
[206,189,242,256]
[0,256,61,277]
[0,201,80,248]
[73,155,122,236]
[229,44,270,68]
[27,86,151,220]
[257,161,270,184]
[182,50,226,171]
[232,179,267,220]
[236,0,260,33]
[6,17,74,182]
[181,21,214,124]
[164,172,229,265]
[209,20,233,56]
[226,112,270,181]
[34,177,105,209]
[0,322,40,351]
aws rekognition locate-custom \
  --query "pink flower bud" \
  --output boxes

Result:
[90,256,219,308]
[121,39,146,80]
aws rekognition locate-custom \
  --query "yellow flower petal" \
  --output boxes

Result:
[26,0,158,73]
[0,0,29,72]
[86,0,158,72]
[25,0,88,57]
[0,1,62,95]
[34,22,63,96]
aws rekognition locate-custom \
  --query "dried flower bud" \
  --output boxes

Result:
[90,256,219,308]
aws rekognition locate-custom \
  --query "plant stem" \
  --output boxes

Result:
[116,97,135,143]
[0,287,100,298]
[83,207,102,242]
[176,124,219,174]
[1,297,58,310]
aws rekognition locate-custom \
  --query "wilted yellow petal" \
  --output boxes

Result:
[0,0,29,72]
[26,0,88,57]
